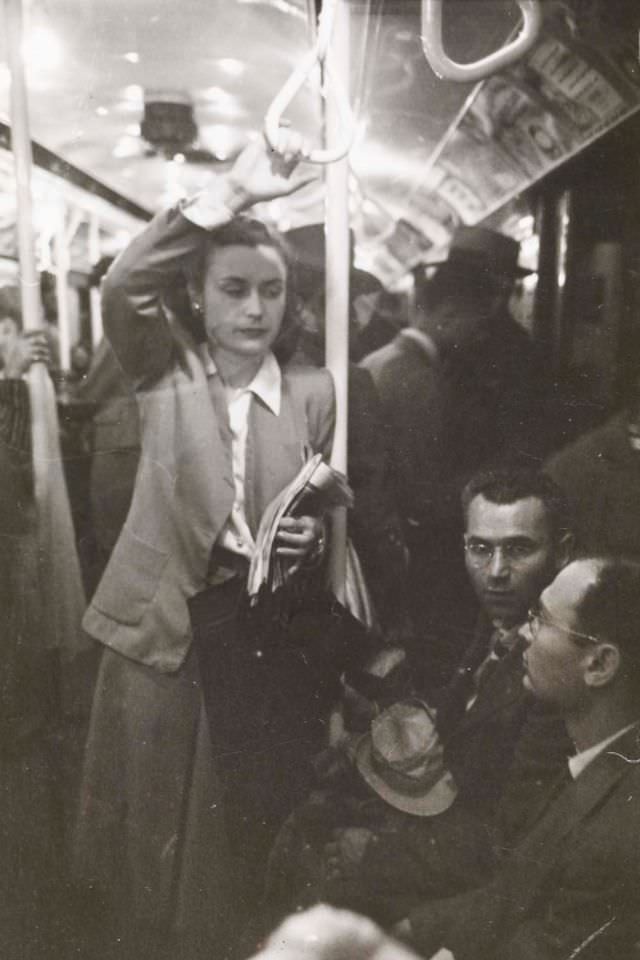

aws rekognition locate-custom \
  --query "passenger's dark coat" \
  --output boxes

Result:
[263,622,569,928]
[362,314,547,680]
[361,330,451,530]
[409,724,640,960]
[545,411,640,557]
[433,624,570,828]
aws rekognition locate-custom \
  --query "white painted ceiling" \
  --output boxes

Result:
[1,0,639,281]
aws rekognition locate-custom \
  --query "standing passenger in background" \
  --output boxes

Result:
[546,372,640,557]
[75,133,343,959]
[0,288,60,957]
[362,227,547,682]
[73,256,142,593]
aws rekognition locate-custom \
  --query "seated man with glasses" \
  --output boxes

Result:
[394,556,640,960]
[427,467,574,836]
[264,469,574,931]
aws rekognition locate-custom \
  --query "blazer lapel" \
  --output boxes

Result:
[509,726,640,909]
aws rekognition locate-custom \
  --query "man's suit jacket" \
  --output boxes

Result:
[361,332,452,530]
[433,621,570,831]
[362,316,547,533]
[410,724,640,960]
[82,207,334,672]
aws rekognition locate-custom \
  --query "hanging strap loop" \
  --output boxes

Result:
[264,0,354,165]
[421,0,542,83]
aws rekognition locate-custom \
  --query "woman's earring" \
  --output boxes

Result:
[192,300,203,316]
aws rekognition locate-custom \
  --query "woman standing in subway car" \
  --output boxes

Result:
[74,133,342,956]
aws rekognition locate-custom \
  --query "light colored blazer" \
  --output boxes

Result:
[82,207,334,672]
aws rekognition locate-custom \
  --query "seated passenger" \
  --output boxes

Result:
[263,468,572,929]
[399,556,640,960]
[545,372,640,557]
[255,559,640,960]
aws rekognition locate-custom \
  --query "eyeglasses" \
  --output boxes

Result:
[464,538,538,567]
[526,605,599,646]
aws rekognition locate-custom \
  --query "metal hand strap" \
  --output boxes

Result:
[421,0,542,83]
[264,0,354,164]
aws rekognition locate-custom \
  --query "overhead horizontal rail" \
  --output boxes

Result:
[0,120,152,222]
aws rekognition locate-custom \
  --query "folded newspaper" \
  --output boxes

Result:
[247,453,353,600]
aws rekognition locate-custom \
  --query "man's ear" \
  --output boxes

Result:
[554,531,574,571]
[584,643,620,689]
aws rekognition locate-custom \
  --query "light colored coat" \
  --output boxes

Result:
[82,207,334,672]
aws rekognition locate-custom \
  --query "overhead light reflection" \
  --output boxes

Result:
[112,137,139,159]
[161,159,189,205]
[217,58,245,77]
[235,0,305,17]
[202,124,240,161]
[123,51,140,64]
[22,25,62,70]
[123,84,144,103]
[200,88,244,119]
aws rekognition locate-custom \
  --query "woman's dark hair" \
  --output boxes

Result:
[185,216,300,364]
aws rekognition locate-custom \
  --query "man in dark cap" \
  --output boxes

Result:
[362,226,547,682]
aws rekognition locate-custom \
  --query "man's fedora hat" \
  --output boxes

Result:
[356,700,458,817]
[284,223,383,299]
[421,226,533,279]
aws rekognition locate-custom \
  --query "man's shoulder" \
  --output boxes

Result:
[546,413,628,476]
[361,333,437,390]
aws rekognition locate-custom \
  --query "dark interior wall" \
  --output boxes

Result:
[491,111,640,450]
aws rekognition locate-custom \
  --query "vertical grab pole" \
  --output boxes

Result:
[324,0,350,602]
[4,0,41,339]
[4,0,86,659]
[55,203,72,371]
[89,214,104,348]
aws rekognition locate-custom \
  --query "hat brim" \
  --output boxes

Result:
[355,736,458,817]
[418,258,534,278]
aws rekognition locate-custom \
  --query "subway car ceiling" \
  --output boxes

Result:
[0,0,639,286]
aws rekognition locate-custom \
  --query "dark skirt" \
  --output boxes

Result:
[73,646,234,948]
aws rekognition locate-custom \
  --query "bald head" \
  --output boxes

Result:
[522,558,640,711]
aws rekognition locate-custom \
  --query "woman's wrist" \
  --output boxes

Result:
[220,178,252,215]
[180,178,251,230]
[303,521,326,567]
